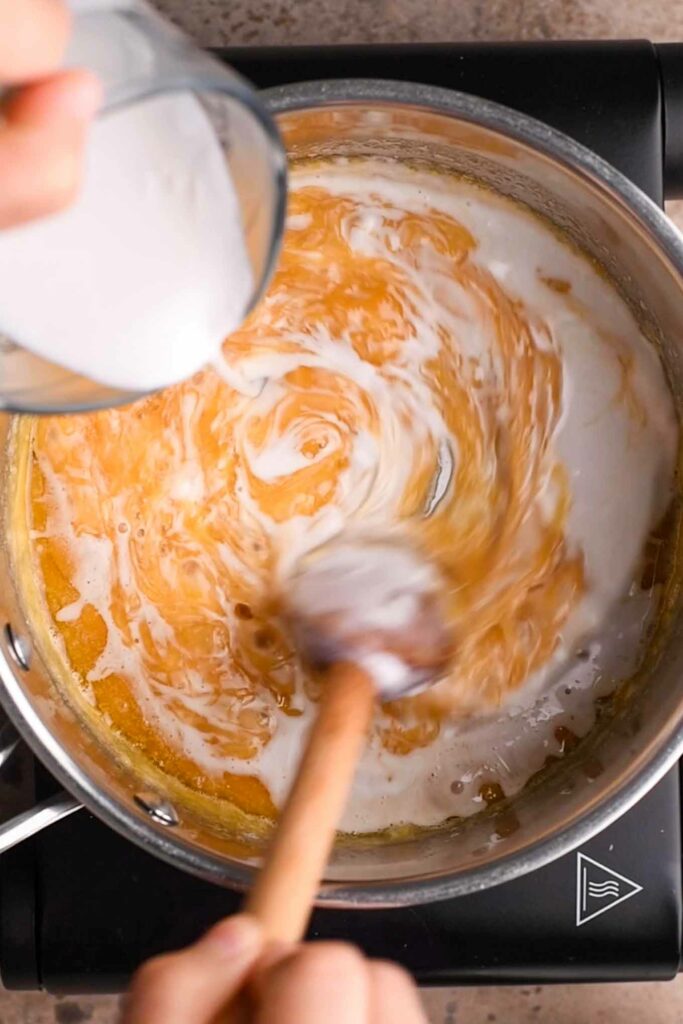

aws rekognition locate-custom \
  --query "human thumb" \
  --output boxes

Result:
[123,915,264,1024]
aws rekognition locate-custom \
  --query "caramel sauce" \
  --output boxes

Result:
[16,163,633,827]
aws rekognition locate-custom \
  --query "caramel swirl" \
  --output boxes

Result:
[20,160,674,829]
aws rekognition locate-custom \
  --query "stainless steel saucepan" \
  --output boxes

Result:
[1,80,682,905]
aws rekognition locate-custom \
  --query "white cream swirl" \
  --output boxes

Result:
[18,160,678,832]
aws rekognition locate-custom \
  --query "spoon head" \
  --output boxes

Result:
[284,534,453,700]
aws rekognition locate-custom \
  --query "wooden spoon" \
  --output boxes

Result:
[244,533,453,944]
[244,660,374,943]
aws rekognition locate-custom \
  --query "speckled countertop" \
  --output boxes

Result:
[3,2,683,1022]
[158,0,683,46]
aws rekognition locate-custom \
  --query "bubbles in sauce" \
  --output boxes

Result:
[15,159,678,833]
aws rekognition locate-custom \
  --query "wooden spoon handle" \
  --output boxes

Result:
[244,661,375,944]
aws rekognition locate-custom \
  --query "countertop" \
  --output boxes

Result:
[3,1,683,1021]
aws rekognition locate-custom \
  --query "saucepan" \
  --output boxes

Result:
[1,80,682,906]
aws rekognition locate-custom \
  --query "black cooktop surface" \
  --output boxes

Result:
[2,40,683,993]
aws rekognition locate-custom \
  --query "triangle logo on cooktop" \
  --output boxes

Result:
[576,852,643,927]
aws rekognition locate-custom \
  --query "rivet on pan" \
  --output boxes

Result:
[134,791,179,827]
[4,623,31,671]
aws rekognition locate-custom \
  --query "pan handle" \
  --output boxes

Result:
[0,791,82,855]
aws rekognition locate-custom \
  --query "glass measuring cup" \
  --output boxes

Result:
[0,0,286,414]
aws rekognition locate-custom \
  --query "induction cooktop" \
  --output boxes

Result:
[1,40,683,992]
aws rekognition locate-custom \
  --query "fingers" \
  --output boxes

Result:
[125,929,425,1024]
[253,942,371,1024]
[0,68,102,227]
[369,960,429,1024]
[0,0,101,229]
[122,915,264,1024]
[253,944,427,1023]
[4,68,102,126]
[0,0,71,82]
